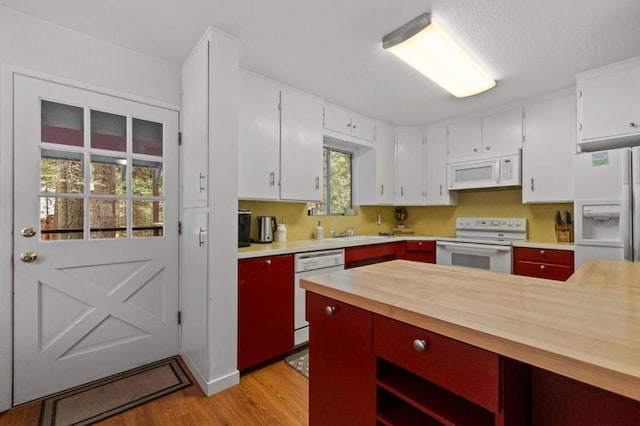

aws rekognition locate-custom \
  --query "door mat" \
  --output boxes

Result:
[39,357,191,426]
[285,348,309,378]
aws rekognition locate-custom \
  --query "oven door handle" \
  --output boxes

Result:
[436,241,512,252]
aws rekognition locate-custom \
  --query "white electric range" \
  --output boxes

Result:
[436,217,527,274]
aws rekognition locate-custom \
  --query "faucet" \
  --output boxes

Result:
[345,226,354,237]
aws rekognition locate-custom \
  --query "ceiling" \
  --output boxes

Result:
[3,0,640,125]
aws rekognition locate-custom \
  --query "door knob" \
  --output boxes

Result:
[20,251,38,263]
[21,227,37,238]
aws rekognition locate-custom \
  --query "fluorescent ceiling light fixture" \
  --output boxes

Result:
[383,13,496,98]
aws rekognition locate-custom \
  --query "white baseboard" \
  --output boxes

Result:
[180,352,239,397]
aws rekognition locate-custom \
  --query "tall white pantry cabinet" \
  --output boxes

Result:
[180,28,240,396]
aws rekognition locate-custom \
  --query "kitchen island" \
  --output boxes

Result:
[301,259,640,425]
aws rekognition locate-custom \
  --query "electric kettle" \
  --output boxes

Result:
[256,216,277,243]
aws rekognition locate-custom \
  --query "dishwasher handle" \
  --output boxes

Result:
[436,241,512,252]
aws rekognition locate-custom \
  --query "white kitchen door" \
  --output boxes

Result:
[12,75,180,404]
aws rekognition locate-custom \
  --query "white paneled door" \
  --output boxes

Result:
[12,75,179,404]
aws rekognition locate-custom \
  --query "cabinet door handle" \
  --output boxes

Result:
[418,242,423,246]
[540,264,546,271]
[439,185,443,196]
[265,259,272,266]
[198,227,206,247]
[401,186,404,197]
[486,146,490,150]
[346,122,352,128]
[540,250,545,256]
[531,178,535,191]
[473,148,478,152]
[352,124,357,130]
[199,173,205,192]
[413,339,427,352]
[325,306,336,315]
[629,122,638,128]
[315,176,320,190]
[269,172,275,187]
[380,184,384,195]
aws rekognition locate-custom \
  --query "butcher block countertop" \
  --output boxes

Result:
[300,259,640,401]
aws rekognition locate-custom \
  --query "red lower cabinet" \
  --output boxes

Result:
[306,293,376,426]
[344,242,405,269]
[238,255,294,371]
[306,292,529,426]
[401,240,436,263]
[513,247,574,281]
[532,367,640,425]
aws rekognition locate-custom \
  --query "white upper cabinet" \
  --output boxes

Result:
[446,117,482,159]
[238,70,281,200]
[238,70,323,202]
[481,107,523,156]
[447,109,523,160]
[424,125,457,206]
[280,88,323,201]
[181,36,210,208]
[396,126,425,205]
[358,120,395,205]
[323,102,376,144]
[522,94,576,203]
[577,56,640,149]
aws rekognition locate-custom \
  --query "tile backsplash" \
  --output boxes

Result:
[239,188,572,243]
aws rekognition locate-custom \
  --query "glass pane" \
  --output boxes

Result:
[41,100,84,147]
[132,159,163,196]
[328,149,352,214]
[40,197,83,240]
[40,149,84,194]
[133,200,163,237]
[91,110,126,152]
[133,118,163,156]
[90,155,126,195]
[90,199,127,239]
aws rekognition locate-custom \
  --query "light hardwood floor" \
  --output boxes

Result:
[0,358,309,425]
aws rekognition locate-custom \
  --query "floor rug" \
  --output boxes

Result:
[285,348,309,378]
[39,357,191,426]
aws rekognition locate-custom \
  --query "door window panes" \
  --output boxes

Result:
[132,159,163,196]
[133,118,163,156]
[41,101,84,147]
[133,200,163,237]
[90,155,127,195]
[40,149,84,194]
[91,110,126,152]
[90,199,127,239]
[40,197,84,240]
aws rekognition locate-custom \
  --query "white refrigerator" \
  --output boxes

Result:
[574,146,640,268]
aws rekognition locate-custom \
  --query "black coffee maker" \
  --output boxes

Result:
[238,210,251,247]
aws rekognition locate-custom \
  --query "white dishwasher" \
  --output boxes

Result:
[294,249,345,345]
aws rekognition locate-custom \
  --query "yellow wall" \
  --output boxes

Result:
[239,188,572,243]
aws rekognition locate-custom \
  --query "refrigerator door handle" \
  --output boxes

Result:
[633,147,640,261]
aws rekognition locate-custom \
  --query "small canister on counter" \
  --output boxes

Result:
[275,223,287,242]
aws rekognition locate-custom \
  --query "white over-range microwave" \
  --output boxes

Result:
[447,153,521,190]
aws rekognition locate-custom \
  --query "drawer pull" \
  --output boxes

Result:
[325,306,336,315]
[413,339,427,352]
[540,265,546,271]
[265,259,272,266]
[539,250,545,256]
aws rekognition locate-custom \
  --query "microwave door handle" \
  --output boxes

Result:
[436,241,511,252]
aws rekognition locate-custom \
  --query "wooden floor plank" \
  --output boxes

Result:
[0,358,309,425]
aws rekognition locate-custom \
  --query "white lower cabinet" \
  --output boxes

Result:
[522,93,575,203]
[396,126,425,205]
[424,125,457,206]
[358,120,395,205]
